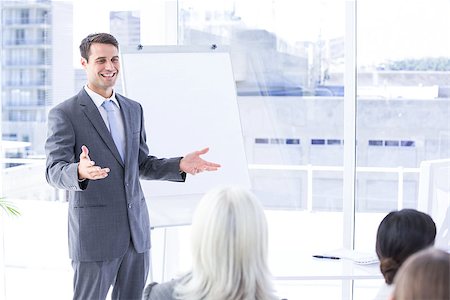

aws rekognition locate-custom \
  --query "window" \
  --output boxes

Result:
[354,0,450,249]
[37,9,49,24]
[15,29,25,45]
[20,9,29,24]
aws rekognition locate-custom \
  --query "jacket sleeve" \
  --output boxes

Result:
[143,281,178,300]
[45,107,88,191]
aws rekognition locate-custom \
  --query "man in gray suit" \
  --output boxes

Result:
[45,33,220,300]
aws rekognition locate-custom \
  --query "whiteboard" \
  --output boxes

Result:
[120,46,251,226]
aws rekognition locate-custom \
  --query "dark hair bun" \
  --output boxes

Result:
[380,257,400,284]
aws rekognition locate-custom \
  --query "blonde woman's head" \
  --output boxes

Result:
[392,247,450,300]
[175,186,276,300]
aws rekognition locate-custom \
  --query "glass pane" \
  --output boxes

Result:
[355,0,450,288]
[179,0,350,297]
[1,0,173,297]
[1,1,75,298]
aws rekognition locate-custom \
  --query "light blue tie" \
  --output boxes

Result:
[102,100,125,162]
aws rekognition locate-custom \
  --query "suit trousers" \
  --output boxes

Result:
[72,242,149,300]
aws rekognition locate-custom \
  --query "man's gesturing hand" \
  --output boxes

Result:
[77,145,110,180]
[179,147,221,175]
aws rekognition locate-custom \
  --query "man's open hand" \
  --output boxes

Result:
[179,147,221,175]
[77,145,110,180]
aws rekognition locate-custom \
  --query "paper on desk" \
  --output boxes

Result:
[322,248,379,265]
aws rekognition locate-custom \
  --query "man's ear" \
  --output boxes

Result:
[81,57,87,69]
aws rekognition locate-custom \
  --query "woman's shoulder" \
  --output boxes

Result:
[143,279,179,300]
[373,283,394,300]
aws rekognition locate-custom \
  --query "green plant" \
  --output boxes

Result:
[0,198,20,216]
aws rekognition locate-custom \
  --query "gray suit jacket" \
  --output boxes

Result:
[143,280,178,300]
[45,89,185,262]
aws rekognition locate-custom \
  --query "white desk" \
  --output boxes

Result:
[149,209,384,299]
[150,210,383,282]
[272,256,381,280]
[266,210,382,279]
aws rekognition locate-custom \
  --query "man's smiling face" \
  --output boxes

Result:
[82,42,120,98]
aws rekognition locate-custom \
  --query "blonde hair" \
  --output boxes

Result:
[174,186,277,300]
[393,247,449,300]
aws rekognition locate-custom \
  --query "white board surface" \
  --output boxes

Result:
[120,46,250,226]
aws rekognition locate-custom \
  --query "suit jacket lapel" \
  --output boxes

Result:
[116,94,133,167]
[78,89,125,167]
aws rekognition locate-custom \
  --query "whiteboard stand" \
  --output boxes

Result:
[120,45,251,281]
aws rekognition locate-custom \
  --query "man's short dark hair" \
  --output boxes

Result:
[79,33,119,61]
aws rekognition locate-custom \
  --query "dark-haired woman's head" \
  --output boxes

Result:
[375,208,436,284]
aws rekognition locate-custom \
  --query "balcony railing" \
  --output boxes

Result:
[4,81,49,87]
[3,18,50,26]
[1,158,421,208]
[2,39,52,46]
[4,60,47,66]
[248,163,420,211]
